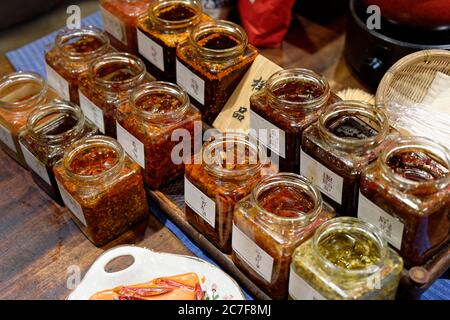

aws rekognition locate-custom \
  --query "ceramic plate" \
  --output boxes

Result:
[67,245,245,300]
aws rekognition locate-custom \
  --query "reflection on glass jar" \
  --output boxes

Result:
[45,27,110,104]
[116,81,201,189]
[100,0,151,54]
[231,173,334,300]
[290,217,403,300]
[137,0,209,82]
[358,137,450,267]
[19,101,98,205]
[185,132,273,253]
[176,19,258,125]
[78,52,148,138]
[249,68,340,174]
[54,135,149,246]
[301,101,391,216]
[0,72,58,167]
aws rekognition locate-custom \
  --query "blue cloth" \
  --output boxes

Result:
[6,11,448,301]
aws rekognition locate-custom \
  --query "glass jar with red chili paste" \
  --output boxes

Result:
[300,101,391,216]
[249,68,340,174]
[78,52,148,138]
[231,173,334,300]
[176,20,258,125]
[100,0,151,54]
[185,132,273,253]
[45,27,110,104]
[19,101,98,205]
[137,0,208,82]
[0,71,58,167]
[116,81,201,189]
[54,135,149,246]
[358,137,450,267]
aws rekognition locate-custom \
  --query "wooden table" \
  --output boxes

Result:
[0,16,366,300]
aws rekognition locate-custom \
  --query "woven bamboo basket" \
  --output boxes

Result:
[376,50,450,108]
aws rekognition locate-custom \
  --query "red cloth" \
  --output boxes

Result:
[238,0,295,48]
[363,0,450,28]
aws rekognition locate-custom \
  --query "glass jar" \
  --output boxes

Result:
[19,101,98,205]
[289,217,403,300]
[176,19,258,125]
[301,101,390,216]
[45,27,110,104]
[358,137,450,267]
[0,71,58,167]
[78,52,148,138]
[53,135,149,246]
[249,68,340,174]
[185,132,273,253]
[116,81,201,189]
[231,173,334,300]
[100,0,151,54]
[137,0,209,82]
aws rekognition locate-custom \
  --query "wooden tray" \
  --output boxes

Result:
[148,177,450,300]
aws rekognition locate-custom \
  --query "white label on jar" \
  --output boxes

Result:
[288,265,326,300]
[358,192,404,250]
[232,223,274,283]
[184,177,216,228]
[300,149,344,205]
[101,7,127,45]
[176,59,205,105]
[45,63,70,100]
[137,29,165,72]
[57,181,87,227]
[249,109,286,159]
[19,141,51,186]
[0,123,16,153]
[79,91,105,134]
[116,122,145,169]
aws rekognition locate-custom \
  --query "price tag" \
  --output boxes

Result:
[0,123,17,153]
[288,265,326,300]
[45,63,70,100]
[19,141,51,186]
[57,181,87,227]
[358,192,404,250]
[249,109,286,159]
[176,59,205,105]
[116,122,145,169]
[137,29,165,72]
[101,7,127,45]
[79,91,105,134]
[232,223,274,282]
[184,177,216,228]
[300,149,344,205]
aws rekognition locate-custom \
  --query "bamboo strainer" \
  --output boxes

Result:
[376,50,450,108]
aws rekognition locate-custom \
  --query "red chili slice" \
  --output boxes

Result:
[155,279,195,291]
[195,283,204,300]
[118,286,173,297]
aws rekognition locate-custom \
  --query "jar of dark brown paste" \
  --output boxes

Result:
[176,19,258,125]
[249,68,340,174]
[19,101,98,205]
[358,137,450,267]
[301,101,391,216]
[137,0,208,82]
